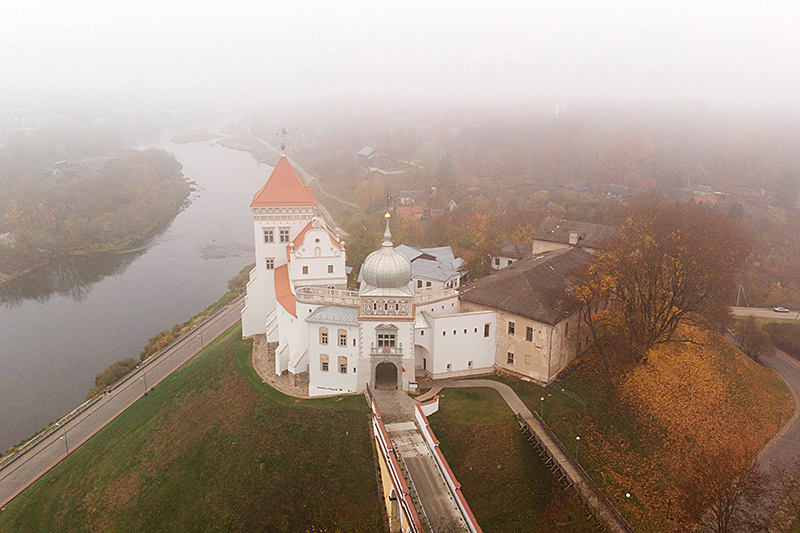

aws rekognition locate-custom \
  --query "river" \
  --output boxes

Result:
[0,131,271,451]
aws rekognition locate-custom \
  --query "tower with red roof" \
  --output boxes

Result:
[241,155,347,338]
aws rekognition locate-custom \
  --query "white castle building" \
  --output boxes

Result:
[242,156,588,395]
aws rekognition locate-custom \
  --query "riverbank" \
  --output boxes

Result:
[0,150,190,290]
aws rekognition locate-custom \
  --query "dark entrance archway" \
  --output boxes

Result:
[375,362,399,390]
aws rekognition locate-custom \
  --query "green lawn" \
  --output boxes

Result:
[0,323,383,532]
[427,388,590,532]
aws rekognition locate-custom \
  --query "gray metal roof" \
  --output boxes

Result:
[357,146,375,157]
[305,305,359,326]
[460,248,591,325]
[532,218,619,250]
[394,245,464,281]
[411,258,459,282]
[395,244,425,261]
[421,246,455,263]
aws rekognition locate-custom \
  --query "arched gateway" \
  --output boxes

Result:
[374,361,399,390]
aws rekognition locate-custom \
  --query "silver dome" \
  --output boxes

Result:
[361,214,412,289]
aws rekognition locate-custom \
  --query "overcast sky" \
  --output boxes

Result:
[4,1,800,108]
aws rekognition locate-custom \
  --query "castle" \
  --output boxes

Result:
[242,156,588,395]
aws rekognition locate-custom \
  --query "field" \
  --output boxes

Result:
[0,323,384,532]
[427,387,590,532]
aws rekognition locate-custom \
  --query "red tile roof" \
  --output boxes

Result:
[693,194,718,206]
[250,156,317,207]
[397,205,424,216]
[291,220,343,251]
[274,264,296,317]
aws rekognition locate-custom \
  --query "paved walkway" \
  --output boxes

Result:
[0,297,245,509]
[372,389,467,531]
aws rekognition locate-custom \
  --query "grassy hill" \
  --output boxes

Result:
[502,325,793,532]
[428,388,590,532]
[0,323,384,532]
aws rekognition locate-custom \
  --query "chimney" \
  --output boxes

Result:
[569,232,579,245]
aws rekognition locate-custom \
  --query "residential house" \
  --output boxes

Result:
[531,218,619,255]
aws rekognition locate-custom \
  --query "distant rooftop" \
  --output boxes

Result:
[496,240,532,260]
[532,218,619,250]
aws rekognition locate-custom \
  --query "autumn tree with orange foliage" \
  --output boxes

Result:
[571,203,751,379]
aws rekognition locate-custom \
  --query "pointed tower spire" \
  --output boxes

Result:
[382,212,393,247]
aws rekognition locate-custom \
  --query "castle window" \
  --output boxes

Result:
[508,321,515,335]
[302,266,309,275]
[320,354,329,372]
[565,322,569,336]
[484,324,490,337]
[279,228,290,243]
[507,352,514,364]
[417,280,423,288]
[426,281,432,287]
[338,330,347,347]
[494,257,500,266]
[377,333,396,348]
[338,356,348,374]
[328,265,334,274]
[526,326,533,342]
[319,327,328,345]
[263,228,274,243]
[265,258,274,270]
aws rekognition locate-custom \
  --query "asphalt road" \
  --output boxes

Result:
[731,306,800,320]
[0,296,245,509]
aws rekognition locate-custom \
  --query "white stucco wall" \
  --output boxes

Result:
[415,295,460,316]
[288,226,347,288]
[241,266,273,337]
[244,206,314,337]
[426,311,496,377]
[531,240,570,255]
[308,321,359,396]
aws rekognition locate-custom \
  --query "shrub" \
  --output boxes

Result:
[86,358,139,399]
[763,322,800,358]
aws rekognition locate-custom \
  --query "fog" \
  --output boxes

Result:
[3,1,800,109]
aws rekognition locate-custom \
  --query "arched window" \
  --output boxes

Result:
[338,329,347,347]
[319,327,329,345]
[338,356,348,374]
[320,354,329,372]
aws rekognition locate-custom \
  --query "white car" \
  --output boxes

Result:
[774,306,790,313]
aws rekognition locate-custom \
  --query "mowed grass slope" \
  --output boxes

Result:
[0,323,383,532]
[501,325,794,532]
[427,388,590,533]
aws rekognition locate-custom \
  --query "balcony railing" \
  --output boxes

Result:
[370,343,404,357]
[295,286,359,306]
[294,285,458,307]
[412,288,458,305]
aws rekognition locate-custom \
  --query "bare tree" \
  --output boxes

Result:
[684,452,773,533]
[732,316,774,362]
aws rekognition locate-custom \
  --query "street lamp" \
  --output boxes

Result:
[575,436,580,462]
[540,397,545,419]
[140,373,147,394]
[60,432,69,454]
